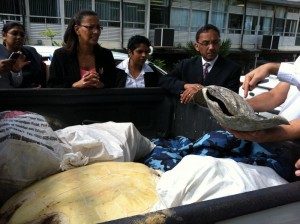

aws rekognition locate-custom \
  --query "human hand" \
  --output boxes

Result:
[0,59,15,73]
[11,53,31,72]
[180,83,203,104]
[72,72,104,88]
[295,159,300,176]
[223,126,268,143]
[242,63,280,98]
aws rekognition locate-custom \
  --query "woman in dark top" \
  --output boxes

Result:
[47,9,116,88]
[115,35,162,88]
[0,22,44,88]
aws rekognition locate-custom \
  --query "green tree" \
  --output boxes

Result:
[219,39,232,58]
[39,27,61,46]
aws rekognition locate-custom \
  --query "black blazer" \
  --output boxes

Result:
[159,55,241,95]
[21,46,45,87]
[114,63,162,88]
[0,44,44,88]
[47,45,116,88]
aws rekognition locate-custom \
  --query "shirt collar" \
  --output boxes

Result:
[202,55,219,67]
[116,58,154,73]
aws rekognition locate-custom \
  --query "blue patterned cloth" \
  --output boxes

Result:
[143,130,293,180]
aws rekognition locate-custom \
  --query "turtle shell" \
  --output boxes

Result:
[194,85,289,131]
[0,162,160,224]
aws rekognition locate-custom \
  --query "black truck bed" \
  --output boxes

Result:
[1,88,300,224]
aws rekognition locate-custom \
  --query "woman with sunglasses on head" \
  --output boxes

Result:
[47,10,116,88]
[0,22,44,88]
[115,35,162,88]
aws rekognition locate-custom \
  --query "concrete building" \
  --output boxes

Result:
[1,0,300,68]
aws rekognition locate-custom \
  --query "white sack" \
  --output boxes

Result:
[0,111,71,206]
[151,155,288,211]
[55,122,155,167]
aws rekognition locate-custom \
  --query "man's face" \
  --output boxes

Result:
[194,29,220,62]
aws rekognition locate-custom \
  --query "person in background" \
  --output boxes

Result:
[47,9,116,88]
[241,57,300,177]
[159,24,241,104]
[115,35,162,88]
[0,22,44,88]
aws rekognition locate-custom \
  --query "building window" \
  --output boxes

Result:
[95,0,120,28]
[64,0,92,19]
[296,22,300,46]
[211,0,227,33]
[191,10,208,32]
[273,6,285,36]
[29,0,60,24]
[258,17,272,35]
[274,18,284,36]
[123,3,145,29]
[244,15,258,35]
[211,12,227,33]
[228,14,243,34]
[170,8,189,31]
[150,6,169,29]
[284,20,297,37]
[0,0,21,14]
[0,0,22,23]
[287,8,299,13]
[211,0,228,12]
[150,0,169,29]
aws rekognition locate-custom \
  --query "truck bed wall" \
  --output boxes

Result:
[0,88,221,139]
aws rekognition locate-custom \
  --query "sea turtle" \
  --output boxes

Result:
[0,162,160,224]
[192,85,289,131]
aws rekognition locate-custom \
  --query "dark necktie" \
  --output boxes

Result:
[203,62,211,81]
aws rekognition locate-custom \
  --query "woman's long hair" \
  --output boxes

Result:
[63,9,98,54]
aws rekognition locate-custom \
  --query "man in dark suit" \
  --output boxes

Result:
[159,24,241,104]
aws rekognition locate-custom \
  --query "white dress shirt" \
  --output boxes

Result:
[116,58,154,88]
[201,55,219,73]
[278,56,300,90]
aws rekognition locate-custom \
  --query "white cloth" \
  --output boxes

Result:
[55,122,155,164]
[151,155,288,212]
[60,152,89,171]
[278,56,300,90]
[279,85,300,121]
[116,58,154,88]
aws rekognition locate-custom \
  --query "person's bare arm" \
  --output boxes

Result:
[242,63,280,98]
[224,117,300,143]
[246,82,289,112]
